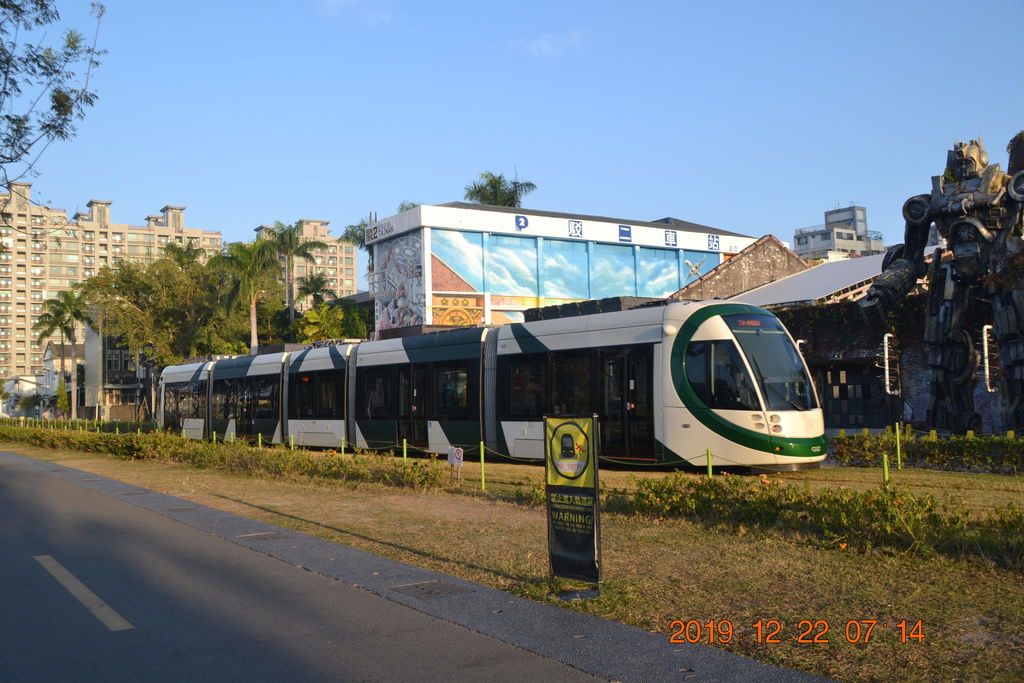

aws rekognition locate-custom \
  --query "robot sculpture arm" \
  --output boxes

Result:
[858,135,1024,432]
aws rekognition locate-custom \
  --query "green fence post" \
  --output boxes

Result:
[882,450,890,486]
[1009,430,1016,439]
[258,432,262,448]
[212,431,217,443]
[895,421,903,470]
[928,430,937,442]
[115,425,120,435]
[289,434,295,450]
[181,427,186,438]
[403,438,407,462]
[706,448,713,478]
[340,435,345,457]
[480,441,486,491]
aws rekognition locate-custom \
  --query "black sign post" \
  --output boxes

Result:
[544,414,601,587]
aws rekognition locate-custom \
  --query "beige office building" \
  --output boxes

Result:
[0,182,223,379]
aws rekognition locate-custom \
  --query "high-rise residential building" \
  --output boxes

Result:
[254,219,359,312]
[0,181,222,379]
[792,205,885,260]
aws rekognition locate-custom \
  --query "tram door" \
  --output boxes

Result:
[600,347,654,461]
[397,365,429,450]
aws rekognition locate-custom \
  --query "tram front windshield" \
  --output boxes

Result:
[724,314,818,411]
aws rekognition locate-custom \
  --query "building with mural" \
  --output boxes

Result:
[365,202,759,336]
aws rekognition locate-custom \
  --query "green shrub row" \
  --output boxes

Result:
[0,418,157,434]
[0,426,446,490]
[831,431,1024,474]
[514,472,1024,570]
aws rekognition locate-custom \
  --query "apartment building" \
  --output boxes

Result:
[0,182,222,379]
[254,219,359,311]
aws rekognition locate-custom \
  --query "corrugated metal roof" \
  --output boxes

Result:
[729,253,886,306]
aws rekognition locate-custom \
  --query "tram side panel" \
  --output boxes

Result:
[159,361,211,440]
[209,354,288,444]
[352,328,487,455]
[493,308,667,463]
[285,345,352,449]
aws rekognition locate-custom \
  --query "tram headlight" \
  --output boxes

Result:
[771,424,782,433]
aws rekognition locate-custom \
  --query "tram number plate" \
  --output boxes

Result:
[447,447,464,466]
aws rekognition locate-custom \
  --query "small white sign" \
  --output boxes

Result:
[447,446,464,466]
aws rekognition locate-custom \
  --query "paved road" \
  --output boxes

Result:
[0,452,824,682]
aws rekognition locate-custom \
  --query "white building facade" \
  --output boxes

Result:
[365,202,758,334]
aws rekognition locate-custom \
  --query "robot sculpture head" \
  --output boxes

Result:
[945,138,988,181]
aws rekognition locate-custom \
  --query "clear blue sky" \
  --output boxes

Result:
[26,0,1024,291]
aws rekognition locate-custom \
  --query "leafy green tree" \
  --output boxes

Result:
[267,221,328,333]
[55,377,69,415]
[209,239,279,353]
[81,250,242,372]
[18,391,42,416]
[33,289,87,419]
[336,299,368,338]
[0,2,105,186]
[464,171,536,208]
[297,303,344,342]
[297,272,337,308]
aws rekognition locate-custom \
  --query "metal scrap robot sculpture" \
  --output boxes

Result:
[860,133,1024,432]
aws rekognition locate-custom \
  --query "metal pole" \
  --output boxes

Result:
[706,448,713,478]
[895,421,902,470]
[480,441,486,491]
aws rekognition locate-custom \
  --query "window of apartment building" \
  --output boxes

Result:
[30,253,41,262]
[0,265,9,274]
[66,266,77,276]
[30,292,42,300]
[83,230,94,239]
[106,351,120,372]
[345,268,353,276]
[49,253,61,262]
[84,268,94,277]
[31,279,42,287]
[344,279,354,287]
[112,232,124,242]
[30,304,40,312]
[0,277,10,286]
[30,216,43,225]
[344,257,353,265]
[48,278,60,287]
[49,266,61,274]
[65,254,78,263]
[206,237,218,245]
[344,246,353,254]
[0,291,10,300]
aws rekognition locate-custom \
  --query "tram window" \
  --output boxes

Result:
[434,362,470,419]
[213,378,241,419]
[190,380,207,418]
[315,371,337,417]
[252,376,277,419]
[685,340,760,411]
[362,367,395,419]
[508,354,545,419]
[725,314,818,411]
[551,351,592,414]
[291,373,316,418]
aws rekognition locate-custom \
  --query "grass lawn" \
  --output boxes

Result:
[6,443,1023,682]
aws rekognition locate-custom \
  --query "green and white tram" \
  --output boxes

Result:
[158,301,826,469]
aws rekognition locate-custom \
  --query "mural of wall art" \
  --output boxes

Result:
[431,293,484,326]
[374,233,425,330]
[431,229,483,292]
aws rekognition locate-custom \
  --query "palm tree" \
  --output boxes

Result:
[33,289,89,419]
[297,272,337,308]
[464,171,537,208]
[267,221,328,332]
[209,240,279,353]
